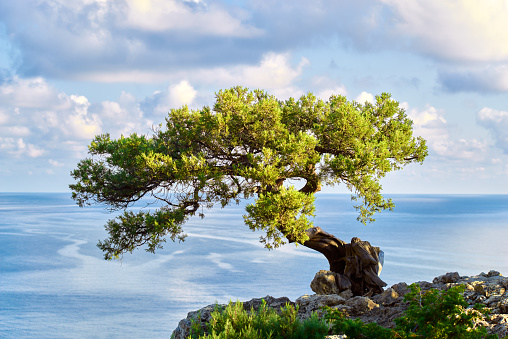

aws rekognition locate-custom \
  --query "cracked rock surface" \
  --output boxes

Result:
[172,271,508,339]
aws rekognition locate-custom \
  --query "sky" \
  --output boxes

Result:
[0,0,508,194]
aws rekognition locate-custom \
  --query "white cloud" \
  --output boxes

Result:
[79,52,310,88]
[60,95,102,140]
[316,86,348,101]
[355,91,375,104]
[0,137,15,151]
[49,159,64,167]
[407,105,446,126]
[439,65,508,92]
[0,0,265,80]
[144,81,199,116]
[167,80,197,108]
[0,77,62,108]
[382,0,508,62]
[100,101,124,119]
[0,110,8,124]
[95,91,147,137]
[0,77,150,161]
[62,141,89,159]
[407,105,486,160]
[65,115,101,140]
[122,0,262,37]
[201,53,310,99]
[477,107,508,153]
[6,126,31,136]
[236,53,309,89]
[0,137,45,158]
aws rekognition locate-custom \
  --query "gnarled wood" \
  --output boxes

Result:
[294,227,387,296]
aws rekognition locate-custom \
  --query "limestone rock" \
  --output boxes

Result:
[339,289,354,300]
[310,270,351,295]
[296,294,346,319]
[373,287,400,306]
[500,300,508,314]
[345,296,379,315]
[482,270,502,278]
[390,282,410,298]
[433,271,461,284]
[171,295,292,339]
[243,295,293,311]
[172,304,216,339]
[173,271,508,338]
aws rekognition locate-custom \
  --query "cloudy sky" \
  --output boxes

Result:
[1,0,507,194]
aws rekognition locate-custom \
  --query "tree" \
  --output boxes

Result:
[70,87,427,295]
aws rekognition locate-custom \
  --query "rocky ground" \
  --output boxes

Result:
[172,270,508,339]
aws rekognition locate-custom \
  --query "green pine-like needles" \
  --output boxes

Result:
[70,87,427,260]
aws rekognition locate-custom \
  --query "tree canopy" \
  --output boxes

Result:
[70,87,427,260]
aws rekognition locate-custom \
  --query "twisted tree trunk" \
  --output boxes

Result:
[294,226,387,296]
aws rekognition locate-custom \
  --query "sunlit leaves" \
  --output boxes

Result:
[97,207,187,260]
[244,187,315,249]
[70,86,427,259]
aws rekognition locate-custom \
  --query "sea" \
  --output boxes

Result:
[1,193,507,338]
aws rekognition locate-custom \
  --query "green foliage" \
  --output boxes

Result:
[326,311,395,339]
[70,86,428,259]
[326,284,498,339]
[185,285,501,339]
[395,284,495,338]
[244,187,315,249]
[188,299,329,339]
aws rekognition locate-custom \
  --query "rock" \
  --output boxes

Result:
[296,294,346,319]
[475,284,489,296]
[173,271,508,338]
[415,280,434,290]
[390,282,410,297]
[172,304,216,339]
[171,295,292,339]
[339,289,354,300]
[243,295,294,311]
[481,270,502,278]
[433,272,461,284]
[490,314,508,325]
[499,299,508,314]
[345,296,379,315]
[373,287,400,306]
[310,270,351,295]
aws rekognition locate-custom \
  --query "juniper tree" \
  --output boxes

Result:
[70,87,427,294]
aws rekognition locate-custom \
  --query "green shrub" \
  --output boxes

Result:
[325,283,498,339]
[395,284,495,338]
[187,299,329,339]
[187,284,502,339]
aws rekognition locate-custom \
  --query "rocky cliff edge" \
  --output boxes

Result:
[172,270,508,338]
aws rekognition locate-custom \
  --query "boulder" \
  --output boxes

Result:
[310,270,351,295]
[373,287,401,306]
[296,294,347,319]
[243,295,293,311]
[345,296,379,315]
[433,271,461,284]
[172,304,216,339]
[390,282,410,297]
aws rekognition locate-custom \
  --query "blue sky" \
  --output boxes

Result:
[0,0,507,193]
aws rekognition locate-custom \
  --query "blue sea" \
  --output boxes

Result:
[1,193,507,338]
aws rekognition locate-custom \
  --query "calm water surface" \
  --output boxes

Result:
[1,193,507,338]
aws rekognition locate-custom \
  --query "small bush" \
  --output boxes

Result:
[395,284,495,338]
[325,283,498,339]
[187,299,329,339]
[325,309,396,339]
